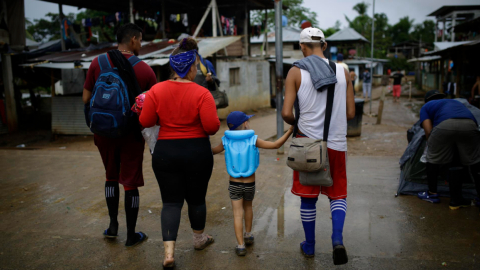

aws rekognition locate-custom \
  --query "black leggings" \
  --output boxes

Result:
[152,138,213,241]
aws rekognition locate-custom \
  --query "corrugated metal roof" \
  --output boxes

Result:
[407,56,442,63]
[197,36,243,57]
[31,41,179,62]
[52,97,92,135]
[424,40,478,55]
[427,5,480,17]
[325,28,369,43]
[24,36,242,69]
[20,62,91,70]
[250,27,301,44]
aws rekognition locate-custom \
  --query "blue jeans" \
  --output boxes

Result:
[363,83,371,98]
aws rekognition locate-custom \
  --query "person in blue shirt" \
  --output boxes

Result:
[212,111,293,256]
[418,90,480,210]
[362,69,371,100]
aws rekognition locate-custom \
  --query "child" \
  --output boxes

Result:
[212,111,293,256]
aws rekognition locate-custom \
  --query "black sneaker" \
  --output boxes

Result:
[333,245,348,265]
[449,198,472,210]
[235,246,247,256]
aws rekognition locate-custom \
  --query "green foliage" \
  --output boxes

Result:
[250,0,318,31]
[25,9,116,44]
[26,13,76,42]
[387,57,414,71]
[345,1,435,58]
[322,20,341,38]
[345,2,371,39]
[411,20,435,46]
[353,2,370,16]
[390,16,414,44]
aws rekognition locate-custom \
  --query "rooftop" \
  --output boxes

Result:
[427,5,480,17]
[325,28,369,43]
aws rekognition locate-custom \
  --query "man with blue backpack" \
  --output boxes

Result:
[83,23,157,247]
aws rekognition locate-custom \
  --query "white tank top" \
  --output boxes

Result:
[297,59,347,152]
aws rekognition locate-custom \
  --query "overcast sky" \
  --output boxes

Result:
[303,0,480,29]
[25,0,84,22]
[25,0,480,28]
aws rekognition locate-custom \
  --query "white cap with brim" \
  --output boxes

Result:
[300,27,325,43]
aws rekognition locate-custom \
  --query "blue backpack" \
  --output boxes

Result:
[87,53,141,138]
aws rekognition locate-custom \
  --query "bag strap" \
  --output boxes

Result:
[98,54,111,71]
[292,61,337,139]
[128,55,141,67]
[323,61,336,142]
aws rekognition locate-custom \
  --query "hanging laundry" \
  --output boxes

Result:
[85,18,92,27]
[182,13,188,27]
[115,12,122,22]
[170,14,177,22]
[62,18,70,40]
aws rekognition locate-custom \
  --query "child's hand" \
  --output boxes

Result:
[288,126,294,133]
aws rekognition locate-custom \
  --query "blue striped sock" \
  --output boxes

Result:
[300,197,318,255]
[330,199,347,247]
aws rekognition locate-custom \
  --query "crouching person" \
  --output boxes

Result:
[418,90,480,210]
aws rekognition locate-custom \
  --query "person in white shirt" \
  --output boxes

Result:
[282,27,355,265]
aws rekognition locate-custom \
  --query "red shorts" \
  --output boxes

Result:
[393,85,401,97]
[291,148,347,199]
[94,132,145,188]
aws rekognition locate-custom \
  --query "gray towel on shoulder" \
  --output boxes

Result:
[293,55,338,92]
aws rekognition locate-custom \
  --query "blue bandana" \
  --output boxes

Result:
[169,50,197,78]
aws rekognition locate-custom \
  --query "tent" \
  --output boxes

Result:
[397,99,480,199]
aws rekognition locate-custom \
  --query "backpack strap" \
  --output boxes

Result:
[128,55,141,67]
[323,61,337,142]
[98,54,111,71]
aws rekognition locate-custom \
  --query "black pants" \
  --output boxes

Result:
[427,162,480,200]
[152,138,213,241]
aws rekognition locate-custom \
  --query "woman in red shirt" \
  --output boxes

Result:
[139,38,220,268]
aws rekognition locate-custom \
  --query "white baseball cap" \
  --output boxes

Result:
[300,27,325,43]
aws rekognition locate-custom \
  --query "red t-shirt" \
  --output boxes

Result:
[83,53,157,92]
[139,80,220,140]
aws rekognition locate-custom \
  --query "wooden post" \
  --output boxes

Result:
[58,4,66,51]
[211,0,217,37]
[409,81,412,101]
[376,86,385,125]
[264,9,268,57]
[155,66,161,82]
[192,1,213,38]
[455,56,461,98]
[244,2,249,57]
[129,0,134,23]
[161,0,166,38]
[1,54,18,132]
[440,59,445,93]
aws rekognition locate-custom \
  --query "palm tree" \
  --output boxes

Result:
[353,2,370,16]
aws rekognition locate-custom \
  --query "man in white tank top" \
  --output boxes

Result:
[281,27,355,265]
